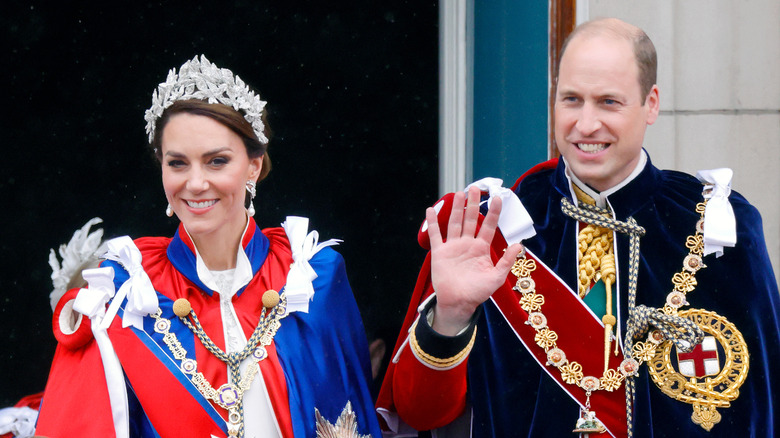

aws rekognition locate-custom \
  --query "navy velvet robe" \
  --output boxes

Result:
[466,156,780,437]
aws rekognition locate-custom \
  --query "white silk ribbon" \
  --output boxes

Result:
[696,168,737,257]
[72,266,130,438]
[282,216,342,313]
[100,236,159,330]
[73,267,116,319]
[0,406,38,437]
[466,177,536,245]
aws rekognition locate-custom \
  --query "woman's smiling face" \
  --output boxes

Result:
[161,112,262,243]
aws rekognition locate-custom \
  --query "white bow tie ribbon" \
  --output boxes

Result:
[282,216,342,313]
[70,239,137,438]
[0,406,38,438]
[73,267,116,319]
[696,168,737,257]
[98,236,159,330]
[466,177,536,245]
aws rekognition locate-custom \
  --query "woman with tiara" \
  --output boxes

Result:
[35,56,381,438]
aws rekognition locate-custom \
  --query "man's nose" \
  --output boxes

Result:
[575,103,602,136]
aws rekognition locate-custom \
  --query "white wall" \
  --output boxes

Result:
[581,0,780,284]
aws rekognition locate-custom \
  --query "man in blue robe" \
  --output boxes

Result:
[378,17,780,438]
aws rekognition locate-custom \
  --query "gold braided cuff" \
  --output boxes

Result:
[409,318,477,370]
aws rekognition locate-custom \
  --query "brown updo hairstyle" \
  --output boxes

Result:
[149,99,273,183]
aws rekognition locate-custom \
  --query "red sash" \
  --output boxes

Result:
[491,249,627,437]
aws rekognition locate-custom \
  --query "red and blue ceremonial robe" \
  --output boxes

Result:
[36,217,381,438]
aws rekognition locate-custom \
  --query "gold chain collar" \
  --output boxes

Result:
[510,198,711,434]
[149,290,288,437]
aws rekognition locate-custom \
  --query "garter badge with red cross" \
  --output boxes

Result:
[677,336,720,378]
[648,309,749,432]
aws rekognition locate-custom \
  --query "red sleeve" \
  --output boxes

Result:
[35,343,117,437]
[35,290,117,437]
[391,320,470,430]
[377,253,471,432]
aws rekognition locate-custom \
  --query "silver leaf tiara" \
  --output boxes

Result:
[144,55,268,145]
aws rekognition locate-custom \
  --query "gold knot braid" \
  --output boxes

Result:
[578,225,614,297]
[600,253,616,285]
[572,184,616,298]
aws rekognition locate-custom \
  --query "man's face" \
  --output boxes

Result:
[554,34,659,192]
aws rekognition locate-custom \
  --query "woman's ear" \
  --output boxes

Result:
[248,155,263,181]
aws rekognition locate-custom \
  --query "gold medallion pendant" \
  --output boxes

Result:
[648,308,749,431]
